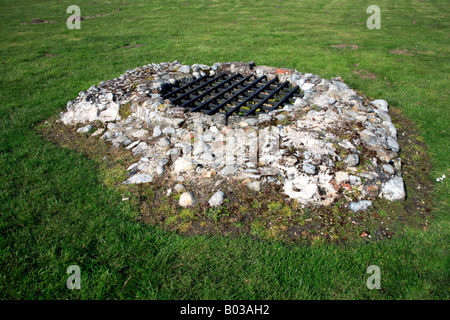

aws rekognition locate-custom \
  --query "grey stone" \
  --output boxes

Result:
[166,148,180,157]
[208,191,225,207]
[382,121,397,138]
[162,126,175,135]
[275,114,287,122]
[360,130,379,147]
[244,118,258,126]
[125,140,141,150]
[381,177,406,201]
[91,128,105,137]
[258,114,272,123]
[121,138,132,146]
[376,110,392,123]
[156,166,164,175]
[123,174,153,185]
[132,141,148,155]
[158,137,171,148]
[349,175,362,186]
[344,154,360,167]
[158,158,169,166]
[349,200,373,212]
[113,135,130,146]
[386,136,400,153]
[301,82,315,91]
[200,152,215,164]
[220,165,236,176]
[383,164,395,175]
[132,129,149,139]
[303,163,317,175]
[77,124,93,133]
[179,65,191,73]
[294,98,308,108]
[152,126,162,137]
[201,133,215,142]
[331,80,350,92]
[371,99,389,112]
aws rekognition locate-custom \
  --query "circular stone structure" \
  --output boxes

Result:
[60,61,406,210]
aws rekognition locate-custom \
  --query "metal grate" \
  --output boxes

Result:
[162,73,302,118]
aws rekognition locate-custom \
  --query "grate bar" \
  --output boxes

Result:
[225,77,279,117]
[244,81,289,116]
[170,73,226,104]
[268,85,300,112]
[179,73,242,109]
[206,75,267,115]
[190,75,253,113]
[162,75,208,99]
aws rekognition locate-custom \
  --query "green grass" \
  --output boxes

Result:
[0,0,448,299]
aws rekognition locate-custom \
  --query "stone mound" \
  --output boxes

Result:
[60,61,406,211]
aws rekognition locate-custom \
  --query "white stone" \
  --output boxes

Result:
[162,127,175,135]
[179,65,191,73]
[153,126,162,137]
[381,177,406,201]
[173,157,197,173]
[371,99,389,112]
[132,142,148,155]
[179,192,197,207]
[77,124,93,133]
[123,174,153,185]
[301,82,315,91]
[91,128,104,136]
[208,191,225,207]
[349,175,362,186]
[335,172,349,182]
[132,129,148,139]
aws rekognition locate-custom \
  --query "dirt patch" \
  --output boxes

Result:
[330,43,359,50]
[22,19,57,25]
[43,53,58,58]
[390,49,413,56]
[353,69,377,80]
[120,44,146,49]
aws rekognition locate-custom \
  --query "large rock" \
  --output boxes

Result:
[179,192,197,207]
[381,177,406,201]
[173,157,197,173]
[371,99,389,112]
[208,191,225,207]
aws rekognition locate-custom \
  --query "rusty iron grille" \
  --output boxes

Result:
[162,73,302,117]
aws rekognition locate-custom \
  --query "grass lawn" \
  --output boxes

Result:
[0,0,448,299]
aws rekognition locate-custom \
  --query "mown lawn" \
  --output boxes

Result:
[0,0,448,299]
